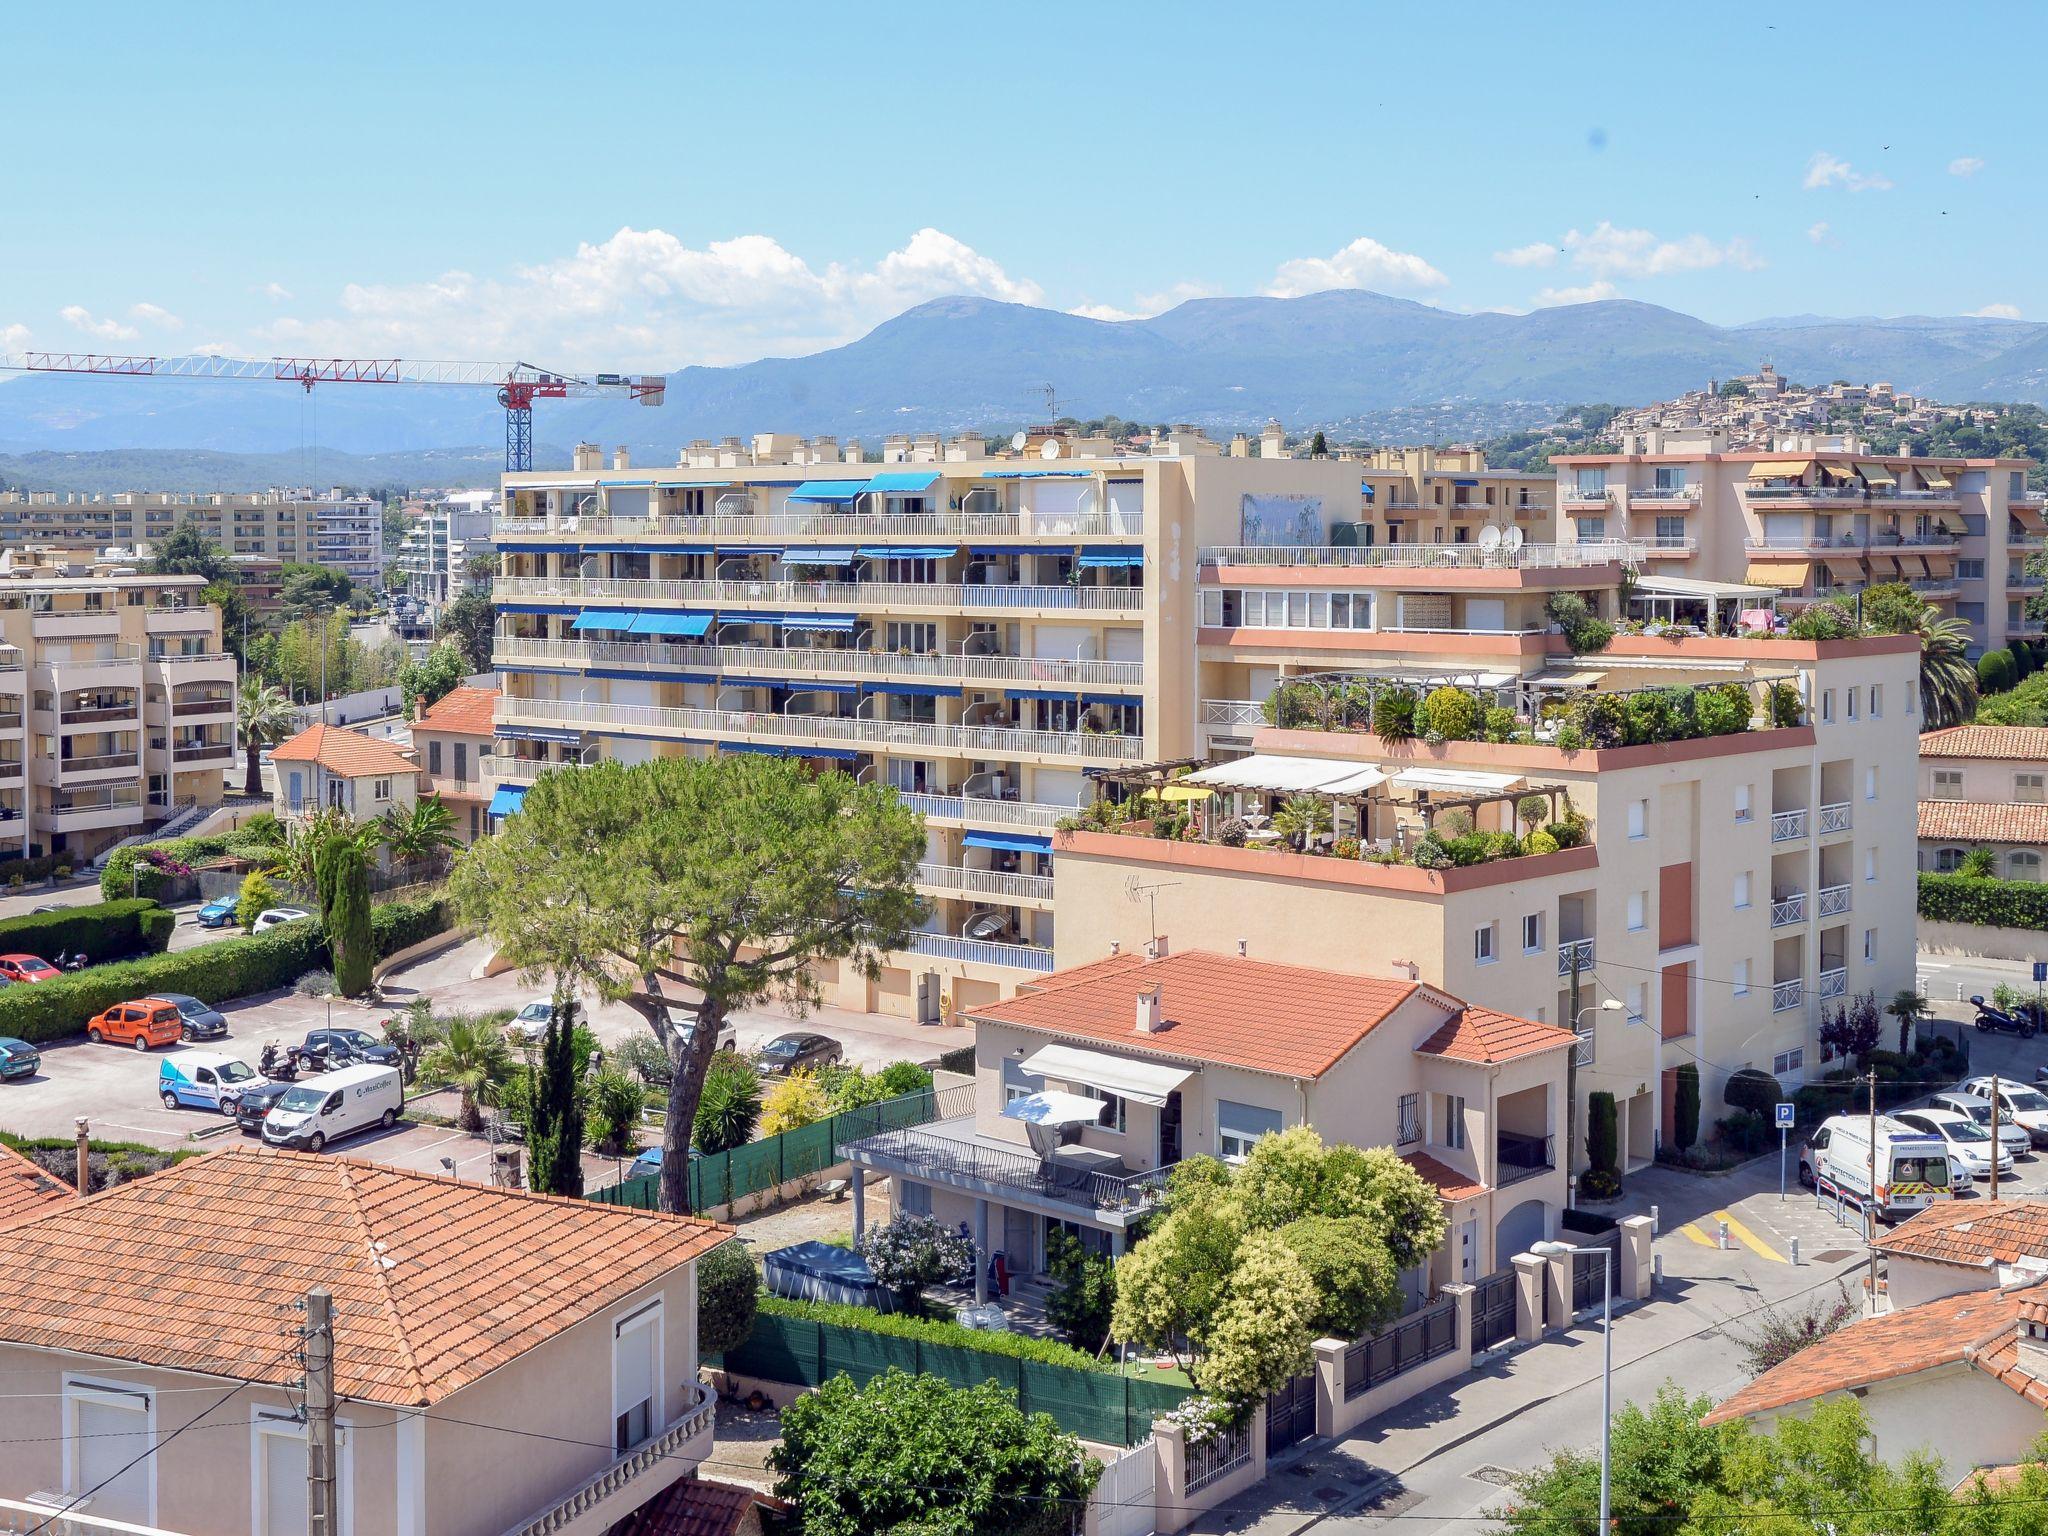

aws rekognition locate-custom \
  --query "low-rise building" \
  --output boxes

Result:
[0,1146,728,1536]
[1873,1199,2048,1311]
[1919,725,2048,878]
[268,722,423,823]
[409,685,501,843]
[1354,444,1555,547]
[844,947,1573,1290]
[0,489,386,589]
[0,1144,76,1225]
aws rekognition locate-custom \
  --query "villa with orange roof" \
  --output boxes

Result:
[268,721,426,827]
[1919,724,2048,880]
[842,946,1575,1296]
[409,685,502,843]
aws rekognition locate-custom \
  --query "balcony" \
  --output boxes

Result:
[491,635,1143,690]
[1639,536,1700,556]
[1771,891,1806,928]
[59,752,140,778]
[1201,698,1266,734]
[501,1383,716,1536]
[1817,801,1852,835]
[906,931,1055,971]
[897,792,1069,831]
[1624,485,1702,504]
[47,787,145,831]
[494,696,1147,764]
[0,762,19,782]
[493,575,1147,615]
[29,610,120,641]
[478,755,562,785]
[844,1114,1172,1220]
[58,704,137,727]
[1771,808,1808,842]
[1817,883,1852,918]
[492,508,1142,542]
[1744,531,1958,554]
[1496,1131,1554,1186]
[1196,540,1639,571]
[1818,966,1848,1000]
[1773,978,1804,1013]
[914,862,1055,905]
[1557,937,1595,976]
[172,740,234,764]
[170,693,235,717]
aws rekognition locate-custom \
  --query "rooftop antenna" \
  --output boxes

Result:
[1124,872,1179,953]
[1043,383,1059,421]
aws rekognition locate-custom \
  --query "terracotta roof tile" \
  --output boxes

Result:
[1971,1329,2048,1410]
[971,951,1444,1079]
[415,686,499,738]
[0,1144,75,1227]
[1921,726,2048,762]
[1874,1200,2048,1270]
[1416,1007,1577,1066]
[615,1477,785,1536]
[0,1146,729,1406]
[1703,1287,2028,1425]
[1015,952,1148,996]
[1918,800,2048,846]
[1401,1151,1488,1203]
[269,723,421,780]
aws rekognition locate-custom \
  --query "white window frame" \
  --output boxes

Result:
[1820,689,1835,724]
[1474,922,1497,965]
[251,1407,356,1536]
[1077,1084,1128,1134]
[1865,765,1878,802]
[1521,912,1543,954]
[1865,847,1878,884]
[2017,773,2046,804]
[1772,1047,1805,1076]
[1627,891,1647,931]
[1437,1093,1468,1152]
[1627,798,1648,840]
[2010,850,2044,882]
[1732,958,1751,997]
[1734,784,1752,823]
[1847,687,1860,720]
[1931,769,1964,799]
[1864,927,1876,963]
[611,1297,665,1456]
[1871,684,1882,718]
[63,1376,156,1527]
[1734,871,1752,910]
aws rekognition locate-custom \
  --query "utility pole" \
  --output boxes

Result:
[304,1286,337,1536]
[1566,948,1583,1209]
[1992,1075,2001,1203]
[1866,1069,1878,1249]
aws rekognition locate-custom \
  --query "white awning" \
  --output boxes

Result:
[1388,767,1526,793]
[1019,1044,1195,1107]
[1001,1090,1108,1129]
[1179,754,1388,796]
[1527,667,1609,689]
[1633,574,1782,601]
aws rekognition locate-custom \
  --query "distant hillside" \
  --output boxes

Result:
[1,290,2045,462]
[0,446,506,497]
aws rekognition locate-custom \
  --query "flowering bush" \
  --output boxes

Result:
[856,1214,973,1312]
[1158,1395,1237,1446]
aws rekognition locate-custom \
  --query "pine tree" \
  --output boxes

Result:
[526,997,585,1196]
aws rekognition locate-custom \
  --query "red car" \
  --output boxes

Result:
[0,955,60,984]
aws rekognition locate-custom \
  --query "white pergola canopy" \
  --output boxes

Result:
[1019,1044,1195,1108]
[1000,1090,1107,1128]
[1386,767,1527,794]
[1179,754,1389,797]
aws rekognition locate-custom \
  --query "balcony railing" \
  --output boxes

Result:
[1771,808,1808,842]
[896,791,1070,831]
[60,752,140,775]
[1496,1131,1554,1185]
[494,574,1146,614]
[1818,966,1848,1000]
[503,1383,716,1536]
[58,705,137,726]
[1200,698,1267,730]
[1196,539,1640,571]
[493,509,1142,541]
[1744,531,1958,553]
[914,862,1055,903]
[1771,892,1807,928]
[172,741,234,763]
[906,931,1056,971]
[1638,536,1700,554]
[1625,485,1702,503]
[170,694,235,716]
[1817,883,1852,918]
[494,697,1147,762]
[1817,801,1852,835]
[1773,978,1804,1013]
[491,635,1143,688]
[844,1122,1173,1214]
[1557,938,1595,976]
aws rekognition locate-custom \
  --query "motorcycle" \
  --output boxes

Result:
[259,1043,298,1081]
[1971,995,2039,1039]
[57,951,87,973]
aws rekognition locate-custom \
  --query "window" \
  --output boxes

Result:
[1078,1085,1128,1133]
[1734,784,1752,823]
[1396,1093,1421,1146]
[1932,769,1964,799]
[1654,466,1687,491]
[1655,515,1687,544]
[1627,798,1648,840]
[372,777,391,801]
[1521,912,1544,954]
[1626,983,1648,1026]
[1734,871,1753,909]
[1958,558,1987,580]
[1864,927,1877,962]
[1575,468,1607,495]
[454,741,468,782]
[1474,922,1497,964]
[1935,846,1967,873]
[1865,847,1878,884]
[1772,1047,1805,1076]
[65,1380,153,1525]
[1579,516,1606,541]
[1218,1100,1284,1162]
[1847,687,1860,720]
[2010,851,2044,882]
[1820,689,1835,724]
[1001,1055,1043,1105]
[2018,773,2047,804]
[1437,1093,1468,1152]
[1627,891,1647,931]
[1871,684,1883,718]
[1732,958,1751,997]
[612,1301,663,1454]
[427,740,443,775]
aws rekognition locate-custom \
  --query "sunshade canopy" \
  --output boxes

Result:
[488,784,528,817]
[1388,767,1526,793]
[1743,562,1808,589]
[864,470,940,494]
[1179,754,1388,796]
[1746,458,1814,480]
[1001,1090,1107,1129]
[1017,1043,1194,1108]
[1632,574,1781,600]
[786,480,867,504]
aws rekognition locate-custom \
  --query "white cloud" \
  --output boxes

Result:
[1070,303,1140,322]
[1531,280,1620,308]
[1807,221,1831,245]
[1948,156,1985,178]
[1561,222,1764,279]
[1493,242,1559,269]
[255,282,293,302]
[1265,236,1448,298]
[190,341,236,356]
[1804,151,1892,192]
[59,305,140,342]
[1069,282,1218,324]
[1,323,28,351]
[256,226,1047,369]
[128,302,182,330]
[1969,303,2022,319]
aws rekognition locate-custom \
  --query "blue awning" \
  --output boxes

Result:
[1006,687,1083,701]
[1453,478,1480,487]
[713,677,779,689]
[786,480,869,504]
[716,546,783,558]
[864,470,940,494]
[864,682,963,697]
[719,742,863,762]
[495,726,583,745]
[1077,551,1144,569]
[963,831,1054,854]
[785,681,861,696]
[781,614,858,633]
[627,612,712,637]
[1360,483,1376,498]
[590,667,708,684]
[714,611,784,625]
[488,784,529,818]
[855,545,958,560]
[779,548,863,565]
[495,541,572,553]
[982,469,1093,479]
[570,609,639,632]
[1083,693,1136,708]
[966,544,1041,556]
[499,603,578,616]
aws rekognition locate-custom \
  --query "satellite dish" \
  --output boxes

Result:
[1040,439,1062,459]
[1505,527,1526,552]
[1479,526,1503,553]
[1010,430,1029,452]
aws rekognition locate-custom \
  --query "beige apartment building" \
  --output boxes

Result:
[1552,427,2044,656]
[1355,444,1555,547]
[0,488,386,587]
[0,561,236,861]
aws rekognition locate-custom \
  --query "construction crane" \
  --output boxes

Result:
[0,351,667,471]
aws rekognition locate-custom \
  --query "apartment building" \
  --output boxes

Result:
[396,489,499,606]
[1552,427,2044,656]
[410,684,500,843]
[0,488,386,588]
[1918,724,2048,878]
[0,564,235,861]
[1355,444,1555,546]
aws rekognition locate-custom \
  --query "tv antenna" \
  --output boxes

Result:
[1043,382,1059,420]
[1124,873,1180,952]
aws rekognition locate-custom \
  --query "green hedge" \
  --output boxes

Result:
[756,1295,1109,1373]
[371,897,452,959]
[1918,872,2048,930]
[99,831,278,903]
[0,854,79,887]
[0,899,170,967]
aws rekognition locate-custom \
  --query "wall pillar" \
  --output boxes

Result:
[1512,1252,1547,1343]
[1312,1337,1346,1440]
[1443,1281,1476,1358]
[851,1169,866,1242]
[974,1198,990,1305]
[1619,1214,1655,1300]
[1544,1248,1571,1328]
[1153,1420,1189,1536]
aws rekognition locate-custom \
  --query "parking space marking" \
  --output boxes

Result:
[1676,1222,1719,1248]
[1713,1210,1787,1264]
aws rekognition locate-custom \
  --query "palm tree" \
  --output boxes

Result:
[380,796,460,879]
[1913,610,1978,728]
[236,676,296,797]
[421,1017,516,1132]
[268,807,378,894]
[1886,988,1933,1055]
[1270,794,1332,851]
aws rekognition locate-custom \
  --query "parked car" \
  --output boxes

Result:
[299,1027,401,1070]
[158,1052,259,1114]
[0,954,62,984]
[507,997,584,1044]
[671,1012,738,1059]
[0,1037,40,1081]
[234,1078,295,1135]
[27,905,64,915]
[85,998,185,1051]
[1809,1114,1953,1221]
[1929,1090,2034,1159]
[252,907,314,933]
[1893,1108,2004,1182]
[1960,1077,2048,1148]
[626,1145,703,1178]
[196,896,240,929]
[261,1063,404,1151]
[156,993,228,1042]
[755,1032,843,1076]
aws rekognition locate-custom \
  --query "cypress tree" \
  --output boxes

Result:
[328,841,373,997]
[526,997,585,1196]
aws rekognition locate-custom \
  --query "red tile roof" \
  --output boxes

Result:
[1401,1151,1489,1203]
[1918,800,2048,846]
[0,1144,75,1228]
[1416,1007,1578,1066]
[415,685,499,738]
[1970,1327,2048,1410]
[0,1146,729,1406]
[970,951,1451,1079]
[1015,952,1148,996]
[1875,1200,2048,1270]
[1703,1287,2027,1425]
[1921,726,2048,762]
[615,1477,785,1536]
[269,723,421,780]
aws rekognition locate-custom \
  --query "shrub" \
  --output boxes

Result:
[761,1069,831,1135]
[1546,592,1614,655]
[100,831,257,903]
[698,1240,759,1357]
[874,1060,934,1097]
[1625,687,1694,745]
[1980,649,2018,694]
[1410,835,1452,870]
[690,1057,763,1150]
[1959,847,1998,879]
[0,898,166,968]
[138,906,175,953]
[1553,722,1585,752]
[612,1031,671,1086]
[1043,1227,1117,1352]
[2015,640,2040,682]
[1421,687,1479,742]
[1767,681,1805,728]
[1331,836,1361,861]
[856,1213,974,1312]
[1371,687,1417,743]
[0,853,74,888]
[584,1069,647,1155]
[295,970,336,998]
[1786,604,1861,641]
[1724,1066,1781,1117]
[235,870,278,931]
[1695,683,1753,736]
[1525,829,1560,855]
[1434,807,1475,839]
[1919,871,2048,929]
[1543,818,1585,850]
[756,1295,1112,1372]
[1515,794,1551,831]
[1673,1063,1700,1150]
[370,898,452,958]
[1485,705,1519,743]
[1571,692,1629,749]
[1584,1091,1620,1198]
[1443,833,1490,866]
[1216,816,1248,848]
[1716,1110,1770,1155]
[1740,1285,1857,1378]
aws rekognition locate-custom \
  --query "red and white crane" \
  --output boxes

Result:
[0,351,666,471]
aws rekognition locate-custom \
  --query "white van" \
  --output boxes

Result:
[1811,1114,1953,1221]
[262,1064,403,1152]
[158,1052,259,1114]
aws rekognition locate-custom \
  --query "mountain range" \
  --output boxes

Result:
[3,291,2046,481]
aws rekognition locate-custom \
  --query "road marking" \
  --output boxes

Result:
[1676,1222,1718,1248]
[1714,1209,1787,1264]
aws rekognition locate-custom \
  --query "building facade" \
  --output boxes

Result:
[0,489,386,588]
[268,722,423,825]
[395,490,498,607]
[409,685,499,843]
[1918,724,2048,879]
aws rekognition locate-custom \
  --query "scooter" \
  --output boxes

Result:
[259,1043,298,1081]
[1971,995,2039,1038]
[56,951,86,973]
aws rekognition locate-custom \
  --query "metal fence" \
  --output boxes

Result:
[1472,1269,1518,1351]
[1571,1246,1613,1314]
[1341,1293,1459,1400]
[588,1082,971,1213]
[722,1309,1189,1446]
[1091,1440,1159,1536]
[1184,1420,1254,1493]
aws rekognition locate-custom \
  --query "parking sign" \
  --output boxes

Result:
[1775,1102,1795,1129]
[2033,960,2046,984]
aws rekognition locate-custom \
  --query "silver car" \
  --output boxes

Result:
[507,997,583,1044]
[1930,1091,2033,1158]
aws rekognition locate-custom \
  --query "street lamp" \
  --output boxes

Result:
[1533,1238,1613,1535]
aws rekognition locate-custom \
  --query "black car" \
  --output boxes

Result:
[755,1031,843,1076]
[300,1027,399,1068]
[234,1078,294,1134]
[157,993,229,1042]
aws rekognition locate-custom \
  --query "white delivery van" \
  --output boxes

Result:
[262,1063,403,1152]
[1812,1114,1953,1221]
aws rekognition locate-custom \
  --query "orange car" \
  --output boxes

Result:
[86,999,185,1052]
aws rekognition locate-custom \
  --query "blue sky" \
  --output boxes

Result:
[4,0,2040,372]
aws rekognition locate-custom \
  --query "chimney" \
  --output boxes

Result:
[74,1117,90,1196]
[571,442,601,471]
[1258,421,1287,459]
[1144,933,1169,961]
[611,445,631,471]
[1134,986,1163,1034]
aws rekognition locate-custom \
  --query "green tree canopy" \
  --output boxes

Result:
[437,591,497,672]
[236,676,296,798]
[149,526,233,583]
[399,639,468,713]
